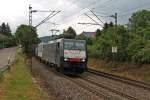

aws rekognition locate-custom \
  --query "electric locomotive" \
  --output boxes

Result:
[36,38,87,74]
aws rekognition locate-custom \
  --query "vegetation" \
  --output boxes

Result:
[0,23,12,36]
[0,49,48,100]
[77,10,150,65]
[63,27,77,39]
[76,34,93,45]
[0,23,16,48]
[0,36,16,48]
[88,58,150,84]
[56,26,77,39]
[15,25,40,53]
[87,10,150,81]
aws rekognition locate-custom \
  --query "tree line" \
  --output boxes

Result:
[0,23,11,36]
[83,10,150,65]
[0,23,16,48]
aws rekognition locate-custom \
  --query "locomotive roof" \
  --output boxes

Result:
[38,38,86,45]
[48,38,85,43]
[38,42,46,45]
[63,38,86,42]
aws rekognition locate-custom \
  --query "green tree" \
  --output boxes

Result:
[109,21,114,27]
[127,10,150,65]
[63,27,76,39]
[1,23,7,35]
[0,26,1,33]
[87,9,150,65]
[0,23,12,36]
[15,25,40,53]
[103,23,109,29]
[129,10,150,32]
[6,23,12,36]
[103,22,114,30]
[76,34,93,45]
[89,25,129,61]
[96,29,101,37]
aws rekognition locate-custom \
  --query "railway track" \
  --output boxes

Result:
[52,70,110,99]
[54,71,137,100]
[33,59,150,99]
[79,75,138,100]
[34,60,113,99]
[87,69,150,91]
[64,76,112,100]
[43,66,147,99]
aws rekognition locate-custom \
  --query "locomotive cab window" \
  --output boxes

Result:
[64,41,74,50]
[64,41,85,50]
[74,42,85,50]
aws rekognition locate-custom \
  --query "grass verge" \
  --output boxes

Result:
[88,58,150,84]
[0,49,48,100]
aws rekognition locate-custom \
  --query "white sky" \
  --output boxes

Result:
[0,0,150,37]
[0,0,29,32]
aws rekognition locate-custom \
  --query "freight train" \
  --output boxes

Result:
[35,38,88,74]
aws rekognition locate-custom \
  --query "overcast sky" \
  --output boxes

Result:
[0,0,150,37]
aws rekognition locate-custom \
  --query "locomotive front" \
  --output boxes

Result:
[61,39,87,74]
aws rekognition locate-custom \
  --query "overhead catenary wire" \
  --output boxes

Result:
[31,9,58,13]
[86,12,110,17]
[32,0,81,28]
[85,2,150,25]
[54,0,113,32]
[37,0,112,35]
[35,11,61,27]
[78,10,105,27]
[31,0,113,35]
[57,0,113,26]
[36,0,150,34]
[35,11,55,27]
[89,1,150,23]
[78,22,100,25]
[48,0,150,32]
[57,0,100,23]
[84,13,103,27]
[55,0,150,35]
[89,9,104,24]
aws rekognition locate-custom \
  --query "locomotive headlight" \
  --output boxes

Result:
[64,58,68,61]
[82,59,85,62]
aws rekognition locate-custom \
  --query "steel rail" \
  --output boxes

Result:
[87,68,150,91]
[79,75,138,100]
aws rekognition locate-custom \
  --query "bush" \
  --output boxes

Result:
[0,37,16,48]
